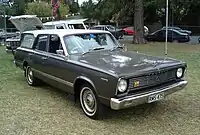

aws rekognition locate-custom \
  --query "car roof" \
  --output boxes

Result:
[23,29,110,37]
[43,19,87,25]
[92,25,110,27]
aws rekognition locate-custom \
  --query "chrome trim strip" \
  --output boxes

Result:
[33,68,73,87]
[110,80,188,110]
[17,47,35,53]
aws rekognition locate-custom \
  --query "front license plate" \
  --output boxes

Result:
[148,93,164,103]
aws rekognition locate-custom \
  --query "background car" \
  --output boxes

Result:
[123,27,135,35]
[162,26,192,35]
[5,34,20,53]
[90,25,124,39]
[123,26,149,35]
[145,29,190,43]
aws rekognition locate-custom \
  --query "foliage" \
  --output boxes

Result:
[80,0,200,26]
[68,0,79,13]
[0,0,26,16]
[59,2,70,19]
[25,2,52,17]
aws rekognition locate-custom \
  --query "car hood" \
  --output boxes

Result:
[71,50,184,77]
[9,15,44,32]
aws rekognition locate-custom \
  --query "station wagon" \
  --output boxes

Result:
[14,29,188,119]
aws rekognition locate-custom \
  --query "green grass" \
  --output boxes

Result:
[0,43,200,135]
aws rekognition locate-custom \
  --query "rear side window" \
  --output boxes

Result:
[44,25,55,29]
[56,25,65,29]
[95,27,102,30]
[35,35,48,51]
[21,34,35,48]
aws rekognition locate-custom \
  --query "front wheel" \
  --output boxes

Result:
[79,84,105,119]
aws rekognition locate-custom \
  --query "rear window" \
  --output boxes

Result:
[21,34,35,48]
[44,25,55,29]
[68,24,85,29]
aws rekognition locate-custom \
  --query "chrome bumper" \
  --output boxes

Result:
[110,80,188,110]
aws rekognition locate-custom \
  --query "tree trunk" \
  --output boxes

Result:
[133,0,146,44]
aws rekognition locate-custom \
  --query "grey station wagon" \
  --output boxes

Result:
[14,29,188,119]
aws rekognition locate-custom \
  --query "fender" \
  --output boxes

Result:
[74,76,98,94]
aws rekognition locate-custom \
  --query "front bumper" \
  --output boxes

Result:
[110,80,188,110]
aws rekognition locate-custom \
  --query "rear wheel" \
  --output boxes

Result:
[25,66,40,86]
[79,84,105,119]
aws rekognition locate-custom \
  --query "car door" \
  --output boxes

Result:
[44,34,74,93]
[31,34,49,79]
[156,30,165,41]
[167,30,174,42]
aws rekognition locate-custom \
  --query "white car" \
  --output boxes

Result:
[43,19,88,30]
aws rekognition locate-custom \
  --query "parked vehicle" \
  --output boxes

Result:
[0,28,19,44]
[90,25,124,39]
[162,26,192,35]
[5,34,20,53]
[123,27,135,35]
[145,29,190,42]
[5,15,88,53]
[43,19,88,30]
[123,26,149,35]
[5,15,44,53]
[14,29,187,119]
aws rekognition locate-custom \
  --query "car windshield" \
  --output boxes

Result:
[64,33,119,55]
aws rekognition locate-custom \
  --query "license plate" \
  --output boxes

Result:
[148,93,164,103]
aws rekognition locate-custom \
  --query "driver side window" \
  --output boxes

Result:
[48,35,64,55]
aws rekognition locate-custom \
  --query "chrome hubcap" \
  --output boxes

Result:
[27,68,33,84]
[80,87,97,116]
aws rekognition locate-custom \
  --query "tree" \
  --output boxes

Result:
[133,0,146,44]
[80,0,95,19]
[59,2,70,19]
[0,0,26,16]
[25,2,52,17]
[68,0,79,13]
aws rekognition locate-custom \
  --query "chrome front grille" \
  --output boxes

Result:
[128,69,177,90]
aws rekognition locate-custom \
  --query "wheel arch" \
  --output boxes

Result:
[73,76,97,98]
[23,60,28,70]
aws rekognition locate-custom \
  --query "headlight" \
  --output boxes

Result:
[117,79,128,93]
[176,68,183,78]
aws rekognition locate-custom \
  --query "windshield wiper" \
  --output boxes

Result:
[82,47,105,55]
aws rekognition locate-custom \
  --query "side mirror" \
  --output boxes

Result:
[56,50,64,55]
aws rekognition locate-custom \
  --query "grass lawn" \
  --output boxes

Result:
[0,43,200,135]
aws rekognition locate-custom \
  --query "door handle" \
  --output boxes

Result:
[41,57,47,60]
